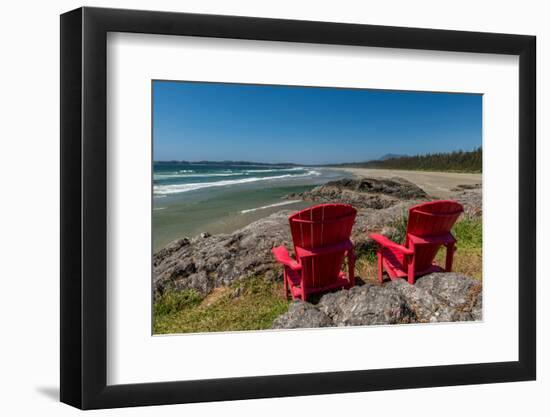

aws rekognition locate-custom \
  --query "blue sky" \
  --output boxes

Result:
[153,81,482,164]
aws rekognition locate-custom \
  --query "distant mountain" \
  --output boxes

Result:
[379,153,407,160]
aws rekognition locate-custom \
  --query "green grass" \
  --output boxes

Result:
[436,216,483,280]
[153,289,203,316]
[452,218,483,249]
[153,277,290,334]
[355,209,408,263]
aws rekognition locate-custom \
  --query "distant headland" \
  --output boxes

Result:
[154,147,482,174]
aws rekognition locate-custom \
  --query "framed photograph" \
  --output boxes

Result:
[60,7,536,409]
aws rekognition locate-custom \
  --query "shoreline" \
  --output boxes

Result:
[153,169,482,254]
[332,167,481,199]
[152,168,347,251]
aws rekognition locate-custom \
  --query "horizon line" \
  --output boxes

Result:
[153,146,482,165]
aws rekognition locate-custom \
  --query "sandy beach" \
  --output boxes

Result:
[334,168,481,198]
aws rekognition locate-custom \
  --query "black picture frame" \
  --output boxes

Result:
[60,6,536,410]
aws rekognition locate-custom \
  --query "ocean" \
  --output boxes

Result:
[152,162,347,251]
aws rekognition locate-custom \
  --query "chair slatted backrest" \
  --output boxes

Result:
[288,204,356,291]
[406,200,464,271]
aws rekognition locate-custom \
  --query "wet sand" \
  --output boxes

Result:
[335,168,481,198]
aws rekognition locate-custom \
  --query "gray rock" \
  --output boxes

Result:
[272,301,333,329]
[471,291,483,321]
[153,211,293,298]
[272,272,483,328]
[286,177,428,209]
[453,188,482,218]
[386,277,470,323]
[318,283,409,326]
[415,273,482,309]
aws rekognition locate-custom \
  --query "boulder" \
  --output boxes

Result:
[318,283,410,326]
[272,302,333,329]
[271,272,482,328]
[286,177,429,209]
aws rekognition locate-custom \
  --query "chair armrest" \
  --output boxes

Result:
[295,239,354,258]
[369,233,414,255]
[272,245,301,270]
[408,233,456,246]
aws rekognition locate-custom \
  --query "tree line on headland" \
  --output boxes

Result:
[155,147,482,173]
[332,147,482,173]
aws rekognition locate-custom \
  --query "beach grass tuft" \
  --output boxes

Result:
[153,289,203,316]
[436,216,482,280]
[153,277,290,334]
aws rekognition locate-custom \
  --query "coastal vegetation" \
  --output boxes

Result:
[154,147,482,174]
[334,147,482,173]
[153,277,289,334]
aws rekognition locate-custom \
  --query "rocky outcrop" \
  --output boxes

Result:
[285,177,429,209]
[272,272,482,329]
[153,211,292,298]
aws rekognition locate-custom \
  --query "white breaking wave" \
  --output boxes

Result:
[242,167,304,173]
[241,200,301,214]
[153,170,321,195]
[155,168,304,179]
[154,172,243,180]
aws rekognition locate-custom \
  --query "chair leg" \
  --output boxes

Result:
[445,243,456,272]
[377,252,384,283]
[283,271,289,299]
[407,255,415,285]
[348,249,356,287]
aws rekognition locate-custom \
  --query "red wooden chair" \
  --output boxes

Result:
[272,204,357,301]
[370,200,464,285]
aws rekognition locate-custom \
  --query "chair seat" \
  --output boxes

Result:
[381,246,444,279]
[286,269,351,299]
[381,245,406,276]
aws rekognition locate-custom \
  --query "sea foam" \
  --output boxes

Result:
[240,200,302,214]
[153,170,320,195]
